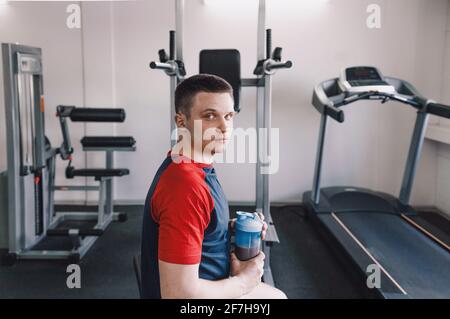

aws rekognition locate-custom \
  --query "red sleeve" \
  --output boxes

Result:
[151,165,214,264]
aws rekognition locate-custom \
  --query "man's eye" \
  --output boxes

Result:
[205,113,215,120]
[225,114,234,120]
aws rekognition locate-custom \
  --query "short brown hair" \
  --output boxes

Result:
[175,74,233,118]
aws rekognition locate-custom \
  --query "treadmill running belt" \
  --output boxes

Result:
[337,212,450,299]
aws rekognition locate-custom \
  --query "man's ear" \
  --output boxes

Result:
[175,112,186,128]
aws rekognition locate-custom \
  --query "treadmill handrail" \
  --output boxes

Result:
[309,76,446,123]
[312,78,345,123]
[335,91,422,108]
[427,102,450,119]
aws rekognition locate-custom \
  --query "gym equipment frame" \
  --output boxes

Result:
[0,43,134,264]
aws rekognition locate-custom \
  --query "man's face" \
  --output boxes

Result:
[178,91,235,155]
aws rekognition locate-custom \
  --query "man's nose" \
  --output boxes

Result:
[218,117,229,132]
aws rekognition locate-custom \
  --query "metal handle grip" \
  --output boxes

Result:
[267,60,293,71]
[169,30,175,60]
[427,102,450,119]
[149,61,175,72]
[266,29,272,60]
[326,105,344,123]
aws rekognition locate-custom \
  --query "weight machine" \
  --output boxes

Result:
[0,43,135,264]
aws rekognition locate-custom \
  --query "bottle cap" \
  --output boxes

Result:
[235,211,264,233]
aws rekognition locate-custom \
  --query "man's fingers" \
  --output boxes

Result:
[257,251,266,260]
[261,220,268,240]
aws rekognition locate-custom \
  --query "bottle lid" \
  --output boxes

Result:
[235,211,264,233]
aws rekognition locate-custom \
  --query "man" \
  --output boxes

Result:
[141,74,287,299]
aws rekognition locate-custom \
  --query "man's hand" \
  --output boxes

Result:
[229,212,268,240]
[230,251,265,295]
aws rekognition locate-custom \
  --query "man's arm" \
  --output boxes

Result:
[159,252,265,299]
[159,261,242,299]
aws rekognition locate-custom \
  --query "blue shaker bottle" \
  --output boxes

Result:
[234,211,264,261]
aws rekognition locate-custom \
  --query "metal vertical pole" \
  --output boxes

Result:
[256,0,266,214]
[170,76,177,147]
[256,0,276,287]
[175,0,184,64]
[171,0,184,147]
[262,72,275,287]
[256,90,264,212]
[257,0,266,62]
[105,150,113,217]
[3,44,21,253]
[47,155,56,223]
[262,75,272,222]
[399,111,429,205]
[32,76,45,169]
[311,113,328,205]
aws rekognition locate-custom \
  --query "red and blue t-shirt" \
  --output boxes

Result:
[140,152,231,298]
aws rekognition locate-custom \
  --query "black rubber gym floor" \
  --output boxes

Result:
[0,205,446,299]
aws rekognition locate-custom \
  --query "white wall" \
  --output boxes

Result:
[433,0,450,216]
[81,2,118,201]
[0,0,448,207]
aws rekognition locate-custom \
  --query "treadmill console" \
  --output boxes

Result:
[339,66,395,94]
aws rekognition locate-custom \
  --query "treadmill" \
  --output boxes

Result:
[303,66,450,299]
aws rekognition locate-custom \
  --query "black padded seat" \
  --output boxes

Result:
[66,167,130,180]
[81,136,136,148]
